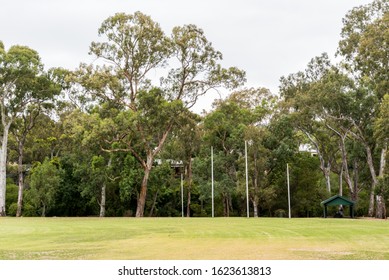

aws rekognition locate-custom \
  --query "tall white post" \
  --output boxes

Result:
[245,141,249,218]
[181,172,184,218]
[211,146,214,218]
[287,163,291,219]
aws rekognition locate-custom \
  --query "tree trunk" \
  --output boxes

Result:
[135,154,153,217]
[133,124,172,218]
[186,158,192,217]
[41,203,46,217]
[223,194,227,217]
[222,193,230,217]
[326,126,356,199]
[253,154,259,218]
[0,123,10,217]
[375,145,387,219]
[364,144,378,217]
[339,165,343,196]
[339,135,355,199]
[99,182,106,217]
[99,158,112,218]
[136,168,150,217]
[353,159,359,200]
[149,189,159,217]
[16,142,25,217]
[325,165,331,194]
[379,144,387,177]
[252,195,259,218]
[375,195,386,219]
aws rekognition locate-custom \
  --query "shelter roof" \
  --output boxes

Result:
[321,195,355,206]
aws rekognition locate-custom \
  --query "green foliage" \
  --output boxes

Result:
[119,154,143,205]
[274,209,287,218]
[289,153,327,217]
[339,0,388,99]
[91,11,172,92]
[374,94,389,145]
[5,182,18,215]
[27,158,63,216]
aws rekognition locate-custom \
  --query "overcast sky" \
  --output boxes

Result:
[0,0,373,112]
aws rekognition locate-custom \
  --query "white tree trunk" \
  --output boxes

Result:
[99,158,112,218]
[186,158,192,218]
[375,145,387,219]
[0,124,10,216]
[16,142,25,217]
[364,144,378,217]
[376,195,386,219]
[339,165,343,196]
[338,133,355,199]
[379,144,387,177]
[99,182,106,217]
[252,196,259,218]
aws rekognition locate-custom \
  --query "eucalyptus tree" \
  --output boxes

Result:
[280,54,352,197]
[374,94,389,218]
[11,105,44,217]
[161,111,202,217]
[27,158,62,217]
[0,42,61,216]
[77,12,245,217]
[281,49,387,216]
[338,0,388,217]
[203,97,250,216]
[201,88,273,216]
[338,0,388,100]
[374,94,389,176]
[228,88,277,217]
[58,102,127,217]
[11,69,65,217]
[261,113,300,214]
[243,125,275,217]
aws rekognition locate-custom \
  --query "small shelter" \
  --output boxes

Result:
[321,195,355,218]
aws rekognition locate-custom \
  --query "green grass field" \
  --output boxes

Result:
[1,217,389,260]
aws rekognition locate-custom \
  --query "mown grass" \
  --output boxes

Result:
[1,217,389,260]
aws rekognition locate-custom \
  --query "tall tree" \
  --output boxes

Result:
[229,88,277,217]
[280,54,354,198]
[203,99,247,216]
[201,88,275,216]
[11,68,64,217]
[78,12,245,217]
[338,0,388,217]
[161,111,202,217]
[0,42,59,216]
[339,0,388,100]
[27,158,62,217]
[11,105,42,217]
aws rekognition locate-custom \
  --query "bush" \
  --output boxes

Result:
[274,209,286,218]
[8,203,18,216]
[191,203,207,217]
[6,183,18,215]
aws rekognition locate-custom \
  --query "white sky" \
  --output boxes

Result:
[0,0,373,113]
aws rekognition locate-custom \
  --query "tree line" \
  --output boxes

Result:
[0,0,388,218]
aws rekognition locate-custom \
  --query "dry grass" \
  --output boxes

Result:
[1,217,389,260]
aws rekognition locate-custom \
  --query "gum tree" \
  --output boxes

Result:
[338,0,388,217]
[78,12,245,217]
[0,42,60,216]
